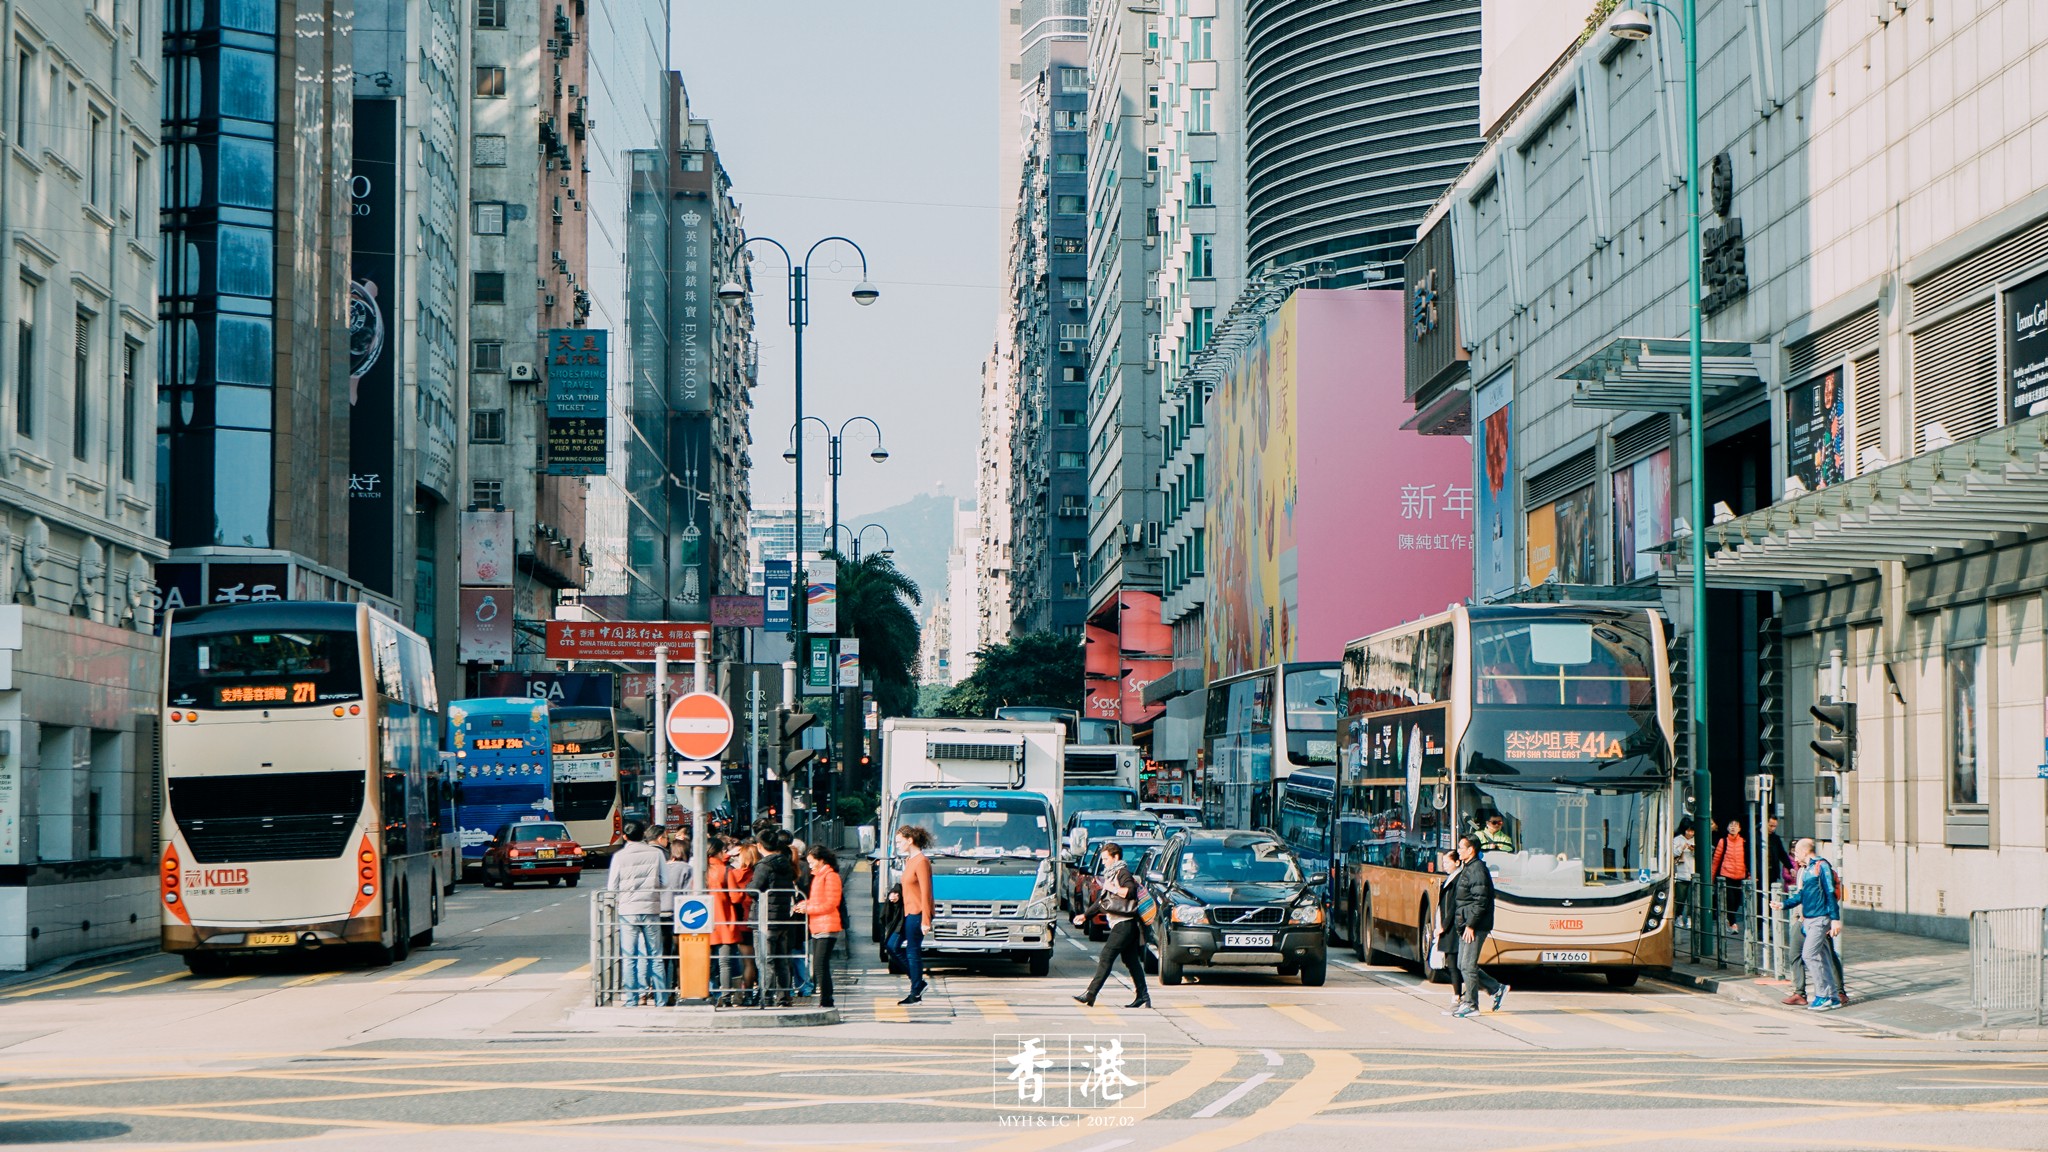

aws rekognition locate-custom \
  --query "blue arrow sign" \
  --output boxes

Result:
[675,897,712,934]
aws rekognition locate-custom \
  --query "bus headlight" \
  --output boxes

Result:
[1289,901,1325,925]
[1170,904,1207,926]
[1643,885,1671,932]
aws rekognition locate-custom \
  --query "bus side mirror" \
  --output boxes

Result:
[1307,872,1328,888]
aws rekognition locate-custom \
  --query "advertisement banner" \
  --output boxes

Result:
[1786,369,1846,492]
[476,671,615,706]
[458,587,513,663]
[1527,486,1595,587]
[763,560,792,633]
[673,206,712,412]
[807,636,832,692]
[546,329,607,476]
[1474,370,1514,598]
[347,98,400,595]
[669,415,712,621]
[2009,270,2048,419]
[838,639,861,687]
[459,510,514,585]
[544,621,702,662]
[712,594,765,628]
[205,563,289,604]
[546,417,606,476]
[1611,448,1672,583]
[1339,705,1451,869]
[806,558,838,634]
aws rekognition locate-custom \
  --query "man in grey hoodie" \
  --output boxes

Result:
[606,821,666,1006]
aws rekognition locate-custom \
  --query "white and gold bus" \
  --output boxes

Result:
[160,601,444,973]
[548,705,621,860]
[1333,604,1678,987]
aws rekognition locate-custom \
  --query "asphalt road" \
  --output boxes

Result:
[0,873,2044,1150]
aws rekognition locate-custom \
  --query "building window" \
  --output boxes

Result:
[1054,152,1084,173]
[131,146,148,237]
[473,134,508,166]
[120,339,138,480]
[471,408,505,442]
[1188,161,1213,207]
[87,109,105,206]
[1058,409,1082,425]
[1051,109,1084,131]
[472,271,506,304]
[1191,527,1205,575]
[477,0,504,26]
[1061,366,1083,382]
[1056,451,1085,468]
[1947,617,1988,810]
[15,275,34,436]
[1054,194,1084,215]
[474,65,506,97]
[12,45,30,147]
[71,310,90,460]
[470,479,503,509]
[1189,89,1212,132]
[1190,233,1214,278]
[1058,277,1086,305]
[471,340,504,372]
[1057,67,1088,92]
[1190,16,1213,60]
[1059,323,1086,340]
[473,201,506,235]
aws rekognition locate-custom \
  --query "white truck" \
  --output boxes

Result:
[1062,744,1144,817]
[875,718,1066,977]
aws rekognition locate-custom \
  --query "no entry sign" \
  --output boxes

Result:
[665,691,734,762]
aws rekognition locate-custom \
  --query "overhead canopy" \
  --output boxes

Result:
[1401,380,1471,435]
[1562,337,1762,413]
[1694,415,2048,590]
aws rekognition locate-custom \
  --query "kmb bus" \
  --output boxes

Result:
[1200,663,1341,831]
[160,602,443,972]
[446,697,554,876]
[549,705,622,861]
[1333,604,1678,987]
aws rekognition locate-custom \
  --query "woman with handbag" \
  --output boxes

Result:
[1072,841,1152,1008]
[1434,850,1464,1007]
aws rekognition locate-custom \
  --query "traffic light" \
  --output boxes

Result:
[1810,701,1857,773]
[781,707,819,776]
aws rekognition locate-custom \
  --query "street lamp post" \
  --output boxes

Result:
[1613,4,1712,950]
[720,238,877,835]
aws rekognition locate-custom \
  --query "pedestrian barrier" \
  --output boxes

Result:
[588,876,856,1009]
[1969,906,2047,1027]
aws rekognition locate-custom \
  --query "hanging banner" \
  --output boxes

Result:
[347,97,399,596]
[807,636,832,692]
[668,415,712,621]
[673,206,711,412]
[763,560,793,633]
[838,639,861,688]
[545,621,702,662]
[546,329,607,476]
[806,558,838,634]
[712,594,765,628]
[458,587,513,663]
[459,510,514,585]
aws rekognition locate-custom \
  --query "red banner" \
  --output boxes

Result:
[545,621,703,662]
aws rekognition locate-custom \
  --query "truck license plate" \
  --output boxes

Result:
[1540,950,1592,964]
[1222,933,1274,948]
[955,922,985,938]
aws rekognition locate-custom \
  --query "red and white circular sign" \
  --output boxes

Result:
[665,691,735,761]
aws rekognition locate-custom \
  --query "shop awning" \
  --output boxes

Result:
[1562,337,1763,413]
[1694,415,2048,589]
[1401,380,1471,435]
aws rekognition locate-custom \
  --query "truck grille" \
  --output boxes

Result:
[936,901,1024,919]
[1207,905,1285,926]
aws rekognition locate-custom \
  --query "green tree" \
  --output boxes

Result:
[830,549,922,720]
[937,632,1083,718]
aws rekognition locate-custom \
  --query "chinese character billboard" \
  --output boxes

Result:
[546,329,608,476]
[1205,290,1472,681]
[347,97,400,596]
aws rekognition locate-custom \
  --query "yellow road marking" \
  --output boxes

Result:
[1563,1005,1662,1033]
[192,976,253,991]
[2,971,126,998]
[974,1047,1238,1152]
[1488,1009,1558,1034]
[1080,1003,1120,1026]
[478,958,539,980]
[100,973,187,994]
[379,958,458,982]
[1374,1003,1451,1035]
[974,997,1017,1023]
[873,996,909,1023]
[1269,1003,1342,1033]
[560,964,591,981]
[1154,1050,1362,1152]
[1180,1003,1237,1030]
[1638,998,1754,1032]
[283,971,343,988]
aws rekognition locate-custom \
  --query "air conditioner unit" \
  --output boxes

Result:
[1143,234,1156,247]
[1057,340,1075,353]
[509,362,537,382]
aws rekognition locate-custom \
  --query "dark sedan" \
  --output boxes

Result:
[1142,830,1327,986]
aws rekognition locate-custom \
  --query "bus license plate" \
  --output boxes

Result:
[537,848,556,859]
[1223,933,1274,948]
[1541,950,1592,964]
[247,933,295,948]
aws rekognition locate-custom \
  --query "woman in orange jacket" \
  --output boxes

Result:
[797,844,845,1008]
[1712,819,1749,933]
[726,841,761,1003]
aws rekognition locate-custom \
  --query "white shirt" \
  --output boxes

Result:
[1672,836,1696,880]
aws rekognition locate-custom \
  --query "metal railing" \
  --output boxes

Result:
[1969,906,2046,1027]
[588,881,856,1009]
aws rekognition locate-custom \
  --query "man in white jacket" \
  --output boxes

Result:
[606,821,666,1006]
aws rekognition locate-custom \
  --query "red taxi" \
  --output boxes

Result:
[480,821,584,888]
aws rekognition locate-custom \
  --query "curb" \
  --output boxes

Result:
[565,1006,841,1030]
[1955,1027,2048,1042]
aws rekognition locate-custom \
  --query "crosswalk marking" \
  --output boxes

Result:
[2,970,126,998]
[192,975,253,991]
[1638,998,1754,1033]
[1081,1003,1121,1026]
[873,996,909,1023]
[1488,1009,1559,1034]
[1269,1003,1342,1033]
[974,997,1018,1023]
[1563,1005,1663,1033]
[1375,1003,1451,1035]
[380,958,458,982]
[100,972,187,994]
[1179,1003,1237,1030]
[561,964,591,981]
[478,957,539,980]
[283,970,343,988]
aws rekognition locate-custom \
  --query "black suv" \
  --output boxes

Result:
[1142,830,1328,986]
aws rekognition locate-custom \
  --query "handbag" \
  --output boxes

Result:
[1134,888,1158,926]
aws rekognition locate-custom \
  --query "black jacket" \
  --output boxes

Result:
[1448,855,1497,937]
[749,851,798,924]
[1085,858,1138,919]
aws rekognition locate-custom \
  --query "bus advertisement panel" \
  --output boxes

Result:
[447,698,553,868]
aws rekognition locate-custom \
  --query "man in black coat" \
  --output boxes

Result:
[749,829,800,1007]
[1449,833,1508,1017]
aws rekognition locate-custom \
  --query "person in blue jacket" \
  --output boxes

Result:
[1774,837,1843,1011]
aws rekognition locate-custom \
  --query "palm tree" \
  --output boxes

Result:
[829,549,921,720]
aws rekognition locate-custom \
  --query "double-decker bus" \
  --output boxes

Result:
[160,602,443,972]
[549,705,622,861]
[995,706,1081,743]
[1275,770,1339,903]
[446,697,553,875]
[1333,604,1678,987]
[1200,663,1341,831]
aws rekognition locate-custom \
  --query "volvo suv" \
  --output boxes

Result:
[1142,830,1327,985]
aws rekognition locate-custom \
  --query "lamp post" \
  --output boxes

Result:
[828,522,893,563]
[785,415,890,553]
[1612,4,1712,950]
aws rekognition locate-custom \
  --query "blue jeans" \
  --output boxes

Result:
[620,914,665,1002]
[903,912,926,996]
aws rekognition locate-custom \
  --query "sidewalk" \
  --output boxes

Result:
[1652,923,2030,1039]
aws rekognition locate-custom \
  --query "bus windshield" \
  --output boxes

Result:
[1469,616,1657,708]
[550,716,616,753]
[897,795,1052,858]
[167,628,362,709]
[1460,779,1668,898]
[1284,668,1340,767]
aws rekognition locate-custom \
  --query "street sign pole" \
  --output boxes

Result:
[781,660,797,832]
[748,668,762,826]
[691,631,710,899]
[652,645,669,831]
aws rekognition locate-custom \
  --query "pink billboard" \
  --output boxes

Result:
[1205,290,1472,681]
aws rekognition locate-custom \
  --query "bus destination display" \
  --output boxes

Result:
[1503,729,1627,761]
[473,737,529,751]
[214,682,318,707]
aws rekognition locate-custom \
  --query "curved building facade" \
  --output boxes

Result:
[1242,0,1483,286]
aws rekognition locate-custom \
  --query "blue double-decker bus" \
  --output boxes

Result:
[446,697,554,875]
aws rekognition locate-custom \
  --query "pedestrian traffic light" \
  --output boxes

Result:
[781,708,818,775]
[1810,701,1856,772]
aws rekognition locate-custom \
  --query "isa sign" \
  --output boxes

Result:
[764,560,792,633]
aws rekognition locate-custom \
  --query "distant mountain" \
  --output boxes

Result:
[845,493,967,615]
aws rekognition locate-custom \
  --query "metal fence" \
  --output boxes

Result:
[588,881,857,1009]
[1969,906,2046,1027]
